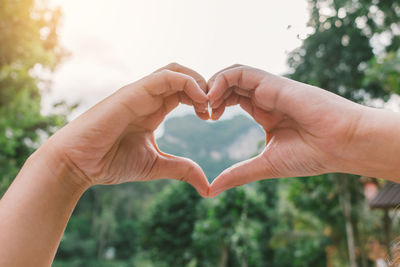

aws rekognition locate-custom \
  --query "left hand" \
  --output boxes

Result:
[206,64,370,197]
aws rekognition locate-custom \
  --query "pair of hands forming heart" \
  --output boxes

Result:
[44,63,368,197]
[4,62,400,267]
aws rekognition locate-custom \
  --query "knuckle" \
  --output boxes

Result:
[186,76,197,87]
[159,69,172,75]
[158,69,175,84]
[186,161,197,173]
[219,73,230,86]
[196,77,206,86]
[231,63,244,68]
[166,62,181,70]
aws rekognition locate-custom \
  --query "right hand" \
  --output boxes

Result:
[207,65,368,197]
[39,63,210,197]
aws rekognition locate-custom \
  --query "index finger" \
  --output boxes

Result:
[155,62,208,95]
[208,66,266,106]
[207,64,244,92]
[155,63,210,120]
[141,69,208,104]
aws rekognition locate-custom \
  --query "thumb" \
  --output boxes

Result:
[209,152,275,198]
[151,153,210,198]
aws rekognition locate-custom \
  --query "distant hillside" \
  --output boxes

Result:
[157,114,264,181]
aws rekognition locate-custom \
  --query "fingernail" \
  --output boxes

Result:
[201,190,209,198]
[211,112,219,121]
[209,188,222,198]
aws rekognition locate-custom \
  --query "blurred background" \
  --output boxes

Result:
[1,0,400,266]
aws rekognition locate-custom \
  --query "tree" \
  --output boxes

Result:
[192,181,278,267]
[193,188,249,267]
[364,50,400,95]
[0,0,68,194]
[255,180,278,267]
[287,0,400,266]
[288,0,400,101]
[140,182,203,266]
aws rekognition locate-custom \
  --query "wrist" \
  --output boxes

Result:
[27,141,92,196]
[337,107,400,180]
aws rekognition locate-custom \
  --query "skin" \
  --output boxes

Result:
[207,64,400,197]
[1,63,400,265]
[0,63,210,267]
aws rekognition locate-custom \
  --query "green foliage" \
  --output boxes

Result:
[56,216,97,259]
[364,51,400,95]
[113,220,140,259]
[0,0,67,194]
[288,0,400,101]
[255,180,279,266]
[52,259,135,267]
[193,188,249,267]
[192,181,278,267]
[140,182,202,266]
[0,0,64,68]
[5,0,398,266]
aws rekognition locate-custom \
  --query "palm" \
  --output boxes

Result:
[99,131,159,185]
[49,64,210,197]
[208,65,358,197]
[241,99,328,178]
[266,84,359,177]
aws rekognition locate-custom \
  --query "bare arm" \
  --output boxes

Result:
[0,146,87,267]
[0,63,210,266]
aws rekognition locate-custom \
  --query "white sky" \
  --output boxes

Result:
[43,0,312,119]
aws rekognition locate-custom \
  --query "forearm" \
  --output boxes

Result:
[338,106,400,181]
[0,145,89,267]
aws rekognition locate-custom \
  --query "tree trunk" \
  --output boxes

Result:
[333,174,358,267]
[383,209,391,259]
[343,194,357,267]
[219,242,228,267]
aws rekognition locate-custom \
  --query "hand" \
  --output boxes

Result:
[207,65,367,197]
[42,63,210,197]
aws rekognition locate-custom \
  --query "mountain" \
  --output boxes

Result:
[157,114,265,181]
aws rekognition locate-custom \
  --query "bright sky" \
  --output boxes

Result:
[44,0,312,119]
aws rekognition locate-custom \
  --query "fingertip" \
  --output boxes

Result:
[208,175,223,198]
[210,113,220,121]
[211,105,225,120]
[193,102,210,119]
[187,164,210,198]
[191,182,209,199]
[156,154,210,197]
[195,110,210,120]
[197,190,208,198]
[199,186,210,198]
[186,174,208,198]
[208,184,223,198]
